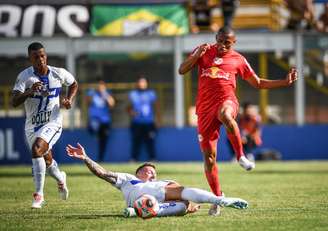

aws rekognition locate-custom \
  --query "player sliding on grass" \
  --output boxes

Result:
[66,143,248,217]
[178,26,298,215]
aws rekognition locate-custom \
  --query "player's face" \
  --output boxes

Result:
[216,32,236,55]
[137,166,157,182]
[29,48,48,71]
[137,78,148,90]
[97,81,106,92]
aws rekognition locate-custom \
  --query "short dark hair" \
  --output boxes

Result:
[28,42,44,55]
[135,162,156,175]
[217,26,234,36]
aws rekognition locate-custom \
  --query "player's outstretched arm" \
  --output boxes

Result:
[178,44,210,75]
[246,68,298,89]
[66,143,118,184]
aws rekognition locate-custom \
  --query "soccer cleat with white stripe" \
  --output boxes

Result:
[219,197,248,209]
[238,156,255,171]
[58,171,69,200]
[31,193,45,209]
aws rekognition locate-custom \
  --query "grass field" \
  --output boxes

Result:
[1,161,328,231]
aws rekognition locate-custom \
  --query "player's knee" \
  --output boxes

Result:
[31,143,46,157]
[221,112,235,130]
[44,156,52,167]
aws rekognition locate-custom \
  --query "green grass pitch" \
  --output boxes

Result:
[0,161,328,231]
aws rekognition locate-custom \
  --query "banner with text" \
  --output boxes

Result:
[0,4,90,37]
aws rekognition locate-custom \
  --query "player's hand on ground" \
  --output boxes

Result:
[66,143,87,160]
[61,97,72,109]
[186,203,200,214]
[285,68,298,86]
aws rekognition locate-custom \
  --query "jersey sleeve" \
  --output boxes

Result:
[113,172,137,189]
[60,68,75,86]
[13,72,26,93]
[238,56,257,80]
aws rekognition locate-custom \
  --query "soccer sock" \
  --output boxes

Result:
[32,157,46,196]
[157,202,187,217]
[205,164,222,196]
[46,159,64,183]
[227,129,244,160]
[181,188,222,205]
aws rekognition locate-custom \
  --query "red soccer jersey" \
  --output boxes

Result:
[191,43,257,114]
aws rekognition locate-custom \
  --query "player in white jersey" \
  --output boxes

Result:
[66,143,249,217]
[11,42,78,209]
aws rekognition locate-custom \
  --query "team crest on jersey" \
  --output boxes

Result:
[213,57,223,65]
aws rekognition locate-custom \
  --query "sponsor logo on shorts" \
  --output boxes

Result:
[198,134,203,142]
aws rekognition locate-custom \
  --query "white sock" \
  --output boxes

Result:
[32,157,46,196]
[46,159,64,183]
[157,202,187,217]
[181,188,222,205]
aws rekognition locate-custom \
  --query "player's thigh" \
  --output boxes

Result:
[164,183,184,201]
[218,99,239,121]
[28,124,62,156]
[197,113,221,152]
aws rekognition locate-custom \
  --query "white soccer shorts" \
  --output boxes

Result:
[25,123,62,155]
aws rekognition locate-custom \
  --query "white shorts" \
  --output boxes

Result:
[25,123,62,154]
[127,180,173,207]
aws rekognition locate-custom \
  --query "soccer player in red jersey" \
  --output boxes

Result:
[178,27,298,215]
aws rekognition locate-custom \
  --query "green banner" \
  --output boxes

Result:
[90,4,189,36]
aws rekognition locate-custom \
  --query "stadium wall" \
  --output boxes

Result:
[0,118,327,164]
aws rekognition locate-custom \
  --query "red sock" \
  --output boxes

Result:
[205,164,222,196]
[227,130,244,161]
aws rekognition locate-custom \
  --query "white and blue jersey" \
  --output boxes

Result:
[113,173,173,207]
[13,66,75,152]
[13,66,75,132]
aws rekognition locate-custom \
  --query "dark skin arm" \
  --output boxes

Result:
[178,44,210,75]
[61,80,78,109]
[11,82,43,107]
[246,68,298,89]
